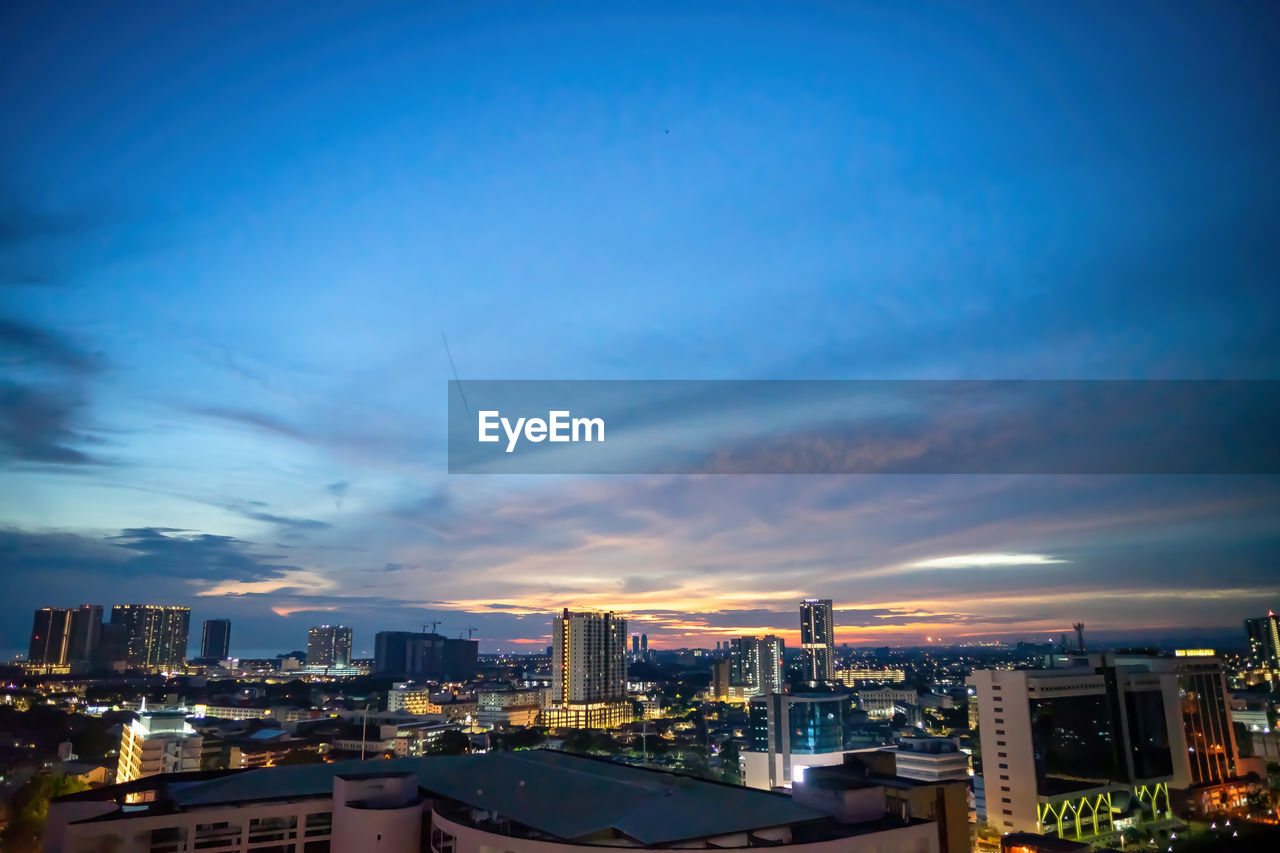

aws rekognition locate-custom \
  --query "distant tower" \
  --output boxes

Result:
[640,633,648,660]
[1073,622,1085,653]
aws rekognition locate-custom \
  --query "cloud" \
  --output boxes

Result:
[0,317,101,373]
[905,552,1069,570]
[105,527,297,581]
[191,406,309,442]
[326,480,350,509]
[0,381,103,465]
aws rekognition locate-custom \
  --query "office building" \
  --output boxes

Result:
[969,650,1251,843]
[742,692,861,790]
[640,632,648,660]
[307,624,353,668]
[374,631,478,681]
[544,609,630,729]
[631,634,640,658]
[800,598,835,684]
[116,711,203,784]
[46,751,940,853]
[1244,611,1280,670]
[200,619,231,661]
[110,605,190,671]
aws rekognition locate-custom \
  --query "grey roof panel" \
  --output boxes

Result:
[168,752,828,844]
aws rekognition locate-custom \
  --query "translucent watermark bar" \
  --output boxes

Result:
[446,380,1280,475]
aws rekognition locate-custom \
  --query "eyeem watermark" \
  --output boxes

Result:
[449,380,1280,474]
[478,410,605,453]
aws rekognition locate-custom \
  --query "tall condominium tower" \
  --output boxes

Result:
[110,605,190,671]
[307,625,353,667]
[1244,611,1280,669]
[29,608,73,667]
[543,609,630,729]
[29,605,102,667]
[200,619,231,661]
[729,635,786,696]
[800,598,835,684]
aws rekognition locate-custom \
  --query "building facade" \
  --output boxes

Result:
[969,650,1246,843]
[111,605,190,671]
[1244,611,1279,670]
[743,692,862,790]
[545,609,630,729]
[800,599,835,684]
[307,624,353,668]
[48,751,940,853]
[117,711,203,784]
[374,630,478,681]
[201,619,231,661]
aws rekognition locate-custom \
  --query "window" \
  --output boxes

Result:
[1000,786,1010,792]
[431,827,456,853]
[996,740,1006,746]
[995,729,1005,735]
[1003,809,1012,816]
[304,843,331,853]
[998,752,1007,758]
[305,812,333,838]
[1003,821,1014,827]
[195,821,242,850]
[149,826,185,853]
[994,718,1004,724]
[998,763,1008,769]
[249,816,297,844]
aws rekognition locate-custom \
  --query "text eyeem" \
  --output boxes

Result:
[477,410,605,453]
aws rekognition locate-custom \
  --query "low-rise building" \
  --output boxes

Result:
[47,751,941,853]
[116,711,203,784]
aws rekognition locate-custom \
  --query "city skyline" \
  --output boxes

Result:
[3,2,1279,653]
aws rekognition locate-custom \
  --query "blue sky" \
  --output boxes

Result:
[2,1,1278,655]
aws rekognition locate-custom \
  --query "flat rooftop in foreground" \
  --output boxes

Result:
[61,751,928,846]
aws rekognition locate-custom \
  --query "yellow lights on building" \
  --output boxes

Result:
[834,668,906,685]
[1175,649,1216,657]
[539,701,633,730]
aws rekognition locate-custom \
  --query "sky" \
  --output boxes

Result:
[2,1,1278,656]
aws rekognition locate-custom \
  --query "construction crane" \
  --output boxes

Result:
[422,621,441,635]
[459,627,477,640]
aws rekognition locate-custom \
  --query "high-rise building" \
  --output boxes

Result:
[31,605,104,668]
[307,625,353,668]
[1244,611,1280,670]
[68,605,102,663]
[29,608,72,667]
[542,609,630,729]
[117,710,202,783]
[110,605,190,671]
[640,633,648,660]
[631,634,640,656]
[200,619,231,661]
[800,598,834,684]
[374,631,477,681]
[729,635,786,697]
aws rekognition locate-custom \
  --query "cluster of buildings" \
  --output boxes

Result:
[27,604,193,673]
[17,598,1280,853]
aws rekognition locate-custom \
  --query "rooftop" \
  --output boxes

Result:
[63,752,917,845]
